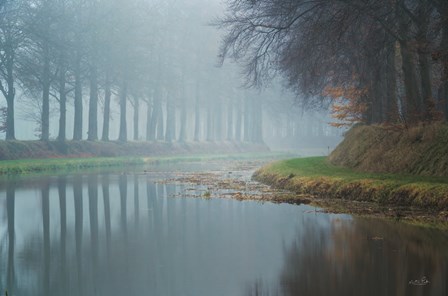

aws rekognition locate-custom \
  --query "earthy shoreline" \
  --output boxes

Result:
[252,157,448,228]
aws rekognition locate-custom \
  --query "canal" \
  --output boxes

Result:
[0,160,447,295]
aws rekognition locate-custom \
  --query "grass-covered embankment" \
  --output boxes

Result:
[0,139,276,175]
[0,157,146,175]
[0,140,269,160]
[0,151,296,175]
[329,123,448,176]
[253,157,448,211]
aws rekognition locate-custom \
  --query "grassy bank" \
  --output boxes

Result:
[329,123,448,176]
[0,140,270,160]
[0,151,297,175]
[253,157,448,211]
[0,139,277,175]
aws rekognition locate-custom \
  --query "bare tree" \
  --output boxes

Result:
[218,0,444,125]
[0,0,25,140]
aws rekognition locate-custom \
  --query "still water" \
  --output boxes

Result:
[0,161,447,296]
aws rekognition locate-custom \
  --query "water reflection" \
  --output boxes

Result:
[74,175,83,295]
[119,174,127,237]
[57,177,67,296]
[0,169,447,296]
[41,182,50,296]
[6,183,15,295]
[246,218,448,296]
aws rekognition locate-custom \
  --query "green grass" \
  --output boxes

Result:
[267,157,448,185]
[0,151,297,175]
[0,157,145,175]
[254,157,448,210]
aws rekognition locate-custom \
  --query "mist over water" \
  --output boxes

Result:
[1,162,447,296]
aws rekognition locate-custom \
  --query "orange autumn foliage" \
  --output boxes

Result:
[323,85,368,127]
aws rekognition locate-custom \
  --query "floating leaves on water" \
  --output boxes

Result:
[409,276,430,286]
[149,160,314,206]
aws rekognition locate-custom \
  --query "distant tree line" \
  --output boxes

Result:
[0,0,264,143]
[218,0,448,126]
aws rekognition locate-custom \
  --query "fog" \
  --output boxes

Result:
[0,0,343,152]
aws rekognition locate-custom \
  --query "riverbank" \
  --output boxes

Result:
[0,140,269,160]
[253,157,448,225]
[329,123,448,177]
[0,140,274,175]
[0,151,297,175]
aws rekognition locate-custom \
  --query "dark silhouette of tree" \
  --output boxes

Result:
[218,0,446,125]
[0,0,24,140]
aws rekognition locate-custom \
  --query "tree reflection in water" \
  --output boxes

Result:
[246,217,448,296]
[57,177,67,295]
[41,182,50,296]
[6,183,16,295]
[73,175,84,295]
[1,170,447,296]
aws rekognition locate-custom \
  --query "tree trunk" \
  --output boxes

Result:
[206,100,214,141]
[133,97,139,141]
[369,71,383,124]
[165,94,175,143]
[398,5,423,123]
[73,49,83,140]
[214,99,222,141]
[439,12,448,121]
[3,41,15,140]
[419,54,433,120]
[41,43,50,141]
[235,99,242,142]
[148,93,160,141]
[101,73,111,141]
[253,96,263,143]
[88,64,98,141]
[145,97,152,141]
[5,94,15,140]
[57,57,67,141]
[156,98,164,141]
[226,97,234,141]
[400,40,422,123]
[417,0,433,121]
[179,98,187,142]
[243,97,251,142]
[118,79,128,142]
[306,114,313,137]
[385,41,399,122]
[293,117,300,139]
[193,81,201,141]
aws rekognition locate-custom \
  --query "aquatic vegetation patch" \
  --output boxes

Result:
[156,162,312,205]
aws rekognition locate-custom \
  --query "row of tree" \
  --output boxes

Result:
[219,0,448,126]
[0,0,145,141]
[0,0,268,143]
